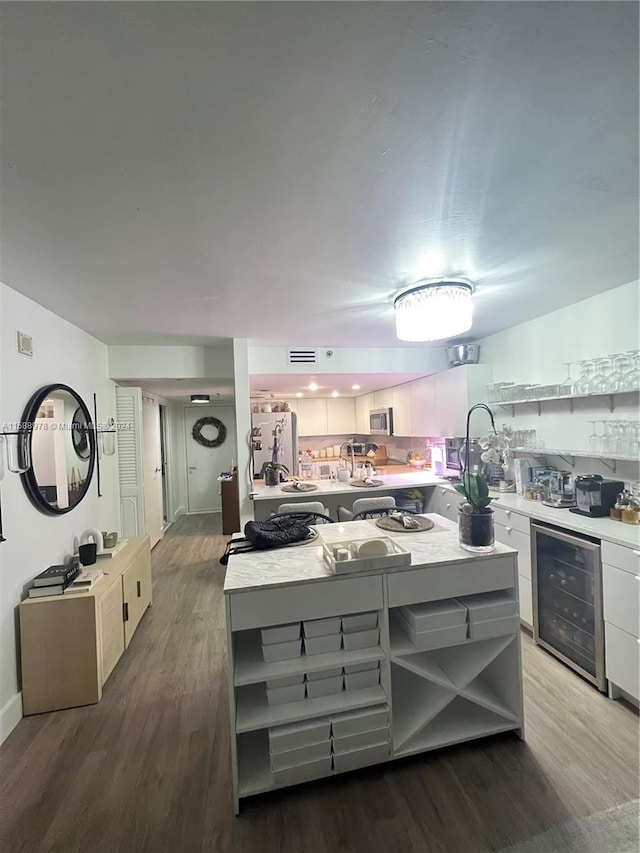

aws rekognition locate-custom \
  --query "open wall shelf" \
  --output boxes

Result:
[496,389,638,416]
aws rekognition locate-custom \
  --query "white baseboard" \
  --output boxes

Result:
[0,692,23,745]
[173,505,186,521]
[187,509,222,515]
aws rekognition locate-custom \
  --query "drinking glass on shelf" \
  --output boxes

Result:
[586,357,612,394]
[606,354,630,393]
[588,421,601,453]
[600,421,614,454]
[574,360,596,395]
[622,351,640,391]
[559,363,576,396]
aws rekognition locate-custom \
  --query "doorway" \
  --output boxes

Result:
[184,406,237,514]
[159,404,170,529]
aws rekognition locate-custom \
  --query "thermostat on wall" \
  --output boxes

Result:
[17,331,33,357]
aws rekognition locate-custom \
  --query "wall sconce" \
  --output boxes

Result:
[0,429,31,543]
[97,417,117,458]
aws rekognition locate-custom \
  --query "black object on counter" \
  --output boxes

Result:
[570,475,625,518]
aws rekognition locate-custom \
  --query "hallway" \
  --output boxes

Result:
[1,514,638,853]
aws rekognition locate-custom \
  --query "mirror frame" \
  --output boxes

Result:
[20,383,96,515]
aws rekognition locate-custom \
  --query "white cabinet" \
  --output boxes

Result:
[411,376,437,436]
[493,514,532,630]
[434,365,492,436]
[391,384,413,437]
[373,388,393,410]
[297,399,328,435]
[602,543,640,701]
[326,398,356,434]
[355,393,375,434]
[426,486,464,523]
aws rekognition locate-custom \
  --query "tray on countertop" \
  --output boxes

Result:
[281,483,319,493]
[375,515,434,533]
[349,479,384,488]
[321,536,410,575]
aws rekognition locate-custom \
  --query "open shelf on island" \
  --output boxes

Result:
[236,683,387,733]
[233,630,385,686]
[395,695,519,757]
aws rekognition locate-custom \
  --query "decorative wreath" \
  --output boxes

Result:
[192,416,227,448]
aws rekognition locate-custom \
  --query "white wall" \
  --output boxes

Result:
[479,280,639,482]
[0,283,119,743]
[233,339,253,525]
[109,343,234,380]
[248,346,448,375]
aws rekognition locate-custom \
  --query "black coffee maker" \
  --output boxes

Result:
[570,475,624,517]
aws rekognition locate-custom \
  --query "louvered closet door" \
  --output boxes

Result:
[115,386,146,537]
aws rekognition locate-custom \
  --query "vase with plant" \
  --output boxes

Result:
[455,404,511,552]
[260,417,289,486]
[259,461,290,487]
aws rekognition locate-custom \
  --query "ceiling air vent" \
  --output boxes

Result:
[287,348,317,365]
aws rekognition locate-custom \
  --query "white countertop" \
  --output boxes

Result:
[251,471,446,500]
[223,514,517,594]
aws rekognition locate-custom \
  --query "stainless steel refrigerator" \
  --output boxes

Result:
[251,413,298,479]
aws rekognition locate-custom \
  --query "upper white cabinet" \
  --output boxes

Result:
[296,398,356,435]
[326,398,356,434]
[355,393,375,433]
[297,398,328,435]
[373,388,394,410]
[410,376,437,436]
[391,384,413,437]
[434,365,492,436]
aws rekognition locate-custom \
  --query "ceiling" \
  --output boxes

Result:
[117,379,235,404]
[0,3,638,349]
[250,372,420,398]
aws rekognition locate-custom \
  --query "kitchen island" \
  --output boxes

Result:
[224,514,524,813]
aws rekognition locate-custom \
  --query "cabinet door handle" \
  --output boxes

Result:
[446,503,451,509]
[137,580,141,597]
[505,510,511,517]
[123,602,129,622]
[633,550,640,557]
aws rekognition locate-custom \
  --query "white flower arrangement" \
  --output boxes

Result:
[479,425,513,472]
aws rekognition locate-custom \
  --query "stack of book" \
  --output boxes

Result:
[64,568,104,593]
[28,563,80,598]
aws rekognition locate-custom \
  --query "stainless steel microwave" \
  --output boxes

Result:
[369,408,394,435]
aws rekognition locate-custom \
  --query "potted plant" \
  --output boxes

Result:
[455,404,511,552]
[259,461,289,487]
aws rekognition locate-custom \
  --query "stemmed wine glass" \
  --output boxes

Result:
[587,421,602,453]
[575,360,596,395]
[587,358,611,394]
[559,363,575,396]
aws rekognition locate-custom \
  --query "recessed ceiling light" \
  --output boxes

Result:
[308,382,318,391]
[296,392,304,398]
[331,390,339,398]
[191,394,210,404]
[351,384,361,390]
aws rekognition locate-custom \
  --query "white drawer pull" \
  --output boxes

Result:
[505,510,511,517]
[446,504,451,510]
[441,489,446,496]
[634,551,640,557]
[505,527,512,533]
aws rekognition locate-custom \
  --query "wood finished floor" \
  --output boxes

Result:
[1,513,638,853]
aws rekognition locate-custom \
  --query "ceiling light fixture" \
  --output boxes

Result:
[351,384,361,391]
[331,391,339,398]
[394,277,474,342]
[308,382,318,391]
[296,392,304,398]
[191,394,210,404]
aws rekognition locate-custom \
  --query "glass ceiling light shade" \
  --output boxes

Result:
[191,394,210,404]
[394,277,474,342]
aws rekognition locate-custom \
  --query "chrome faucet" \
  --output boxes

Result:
[339,441,356,476]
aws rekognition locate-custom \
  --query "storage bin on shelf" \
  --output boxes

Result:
[306,675,344,698]
[458,591,519,640]
[344,662,380,690]
[342,628,380,651]
[341,611,378,633]
[304,633,342,655]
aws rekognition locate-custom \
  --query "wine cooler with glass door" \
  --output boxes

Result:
[532,523,605,691]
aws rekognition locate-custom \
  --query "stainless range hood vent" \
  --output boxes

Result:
[287,348,317,364]
[445,344,480,367]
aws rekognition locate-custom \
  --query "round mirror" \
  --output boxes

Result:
[20,384,96,514]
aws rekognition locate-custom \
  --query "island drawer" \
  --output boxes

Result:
[603,563,640,638]
[387,557,516,608]
[229,576,384,632]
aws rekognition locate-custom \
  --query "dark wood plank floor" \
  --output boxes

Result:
[1,513,638,853]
